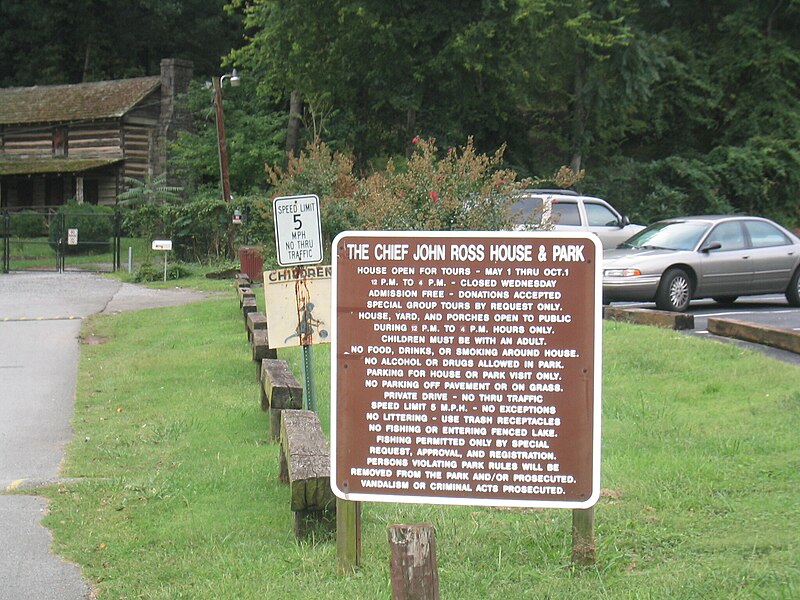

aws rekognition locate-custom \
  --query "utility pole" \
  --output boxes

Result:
[212,69,240,202]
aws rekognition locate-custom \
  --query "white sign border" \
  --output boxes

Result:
[151,240,173,251]
[273,194,323,266]
[330,230,603,509]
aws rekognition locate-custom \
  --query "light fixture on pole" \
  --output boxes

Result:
[213,68,240,202]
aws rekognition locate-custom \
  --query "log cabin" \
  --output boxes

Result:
[0,59,192,209]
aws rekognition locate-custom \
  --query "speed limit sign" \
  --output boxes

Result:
[273,194,323,266]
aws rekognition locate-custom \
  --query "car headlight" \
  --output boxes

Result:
[604,268,642,277]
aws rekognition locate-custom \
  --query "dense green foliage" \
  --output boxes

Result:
[48,201,115,254]
[169,80,287,195]
[117,175,183,208]
[8,211,47,238]
[3,1,799,227]
[119,192,239,263]
[131,260,191,283]
[122,138,535,264]
[0,0,241,84]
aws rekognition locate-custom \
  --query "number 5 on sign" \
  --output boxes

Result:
[273,194,323,266]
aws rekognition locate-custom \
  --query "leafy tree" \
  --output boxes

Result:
[597,0,800,225]
[117,174,183,206]
[169,79,286,195]
[0,0,242,85]
[117,174,182,244]
[229,0,533,168]
[5,0,800,228]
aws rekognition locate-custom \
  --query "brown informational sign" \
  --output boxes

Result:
[331,232,602,509]
[263,266,332,348]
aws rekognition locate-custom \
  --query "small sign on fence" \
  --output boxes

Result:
[67,228,78,246]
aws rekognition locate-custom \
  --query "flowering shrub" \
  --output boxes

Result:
[262,142,360,247]
[263,137,580,244]
[351,137,524,231]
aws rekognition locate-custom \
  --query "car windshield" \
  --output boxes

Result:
[620,221,710,251]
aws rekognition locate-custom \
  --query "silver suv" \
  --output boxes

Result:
[510,189,644,249]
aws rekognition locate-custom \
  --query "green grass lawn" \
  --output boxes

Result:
[6,236,150,271]
[39,295,800,599]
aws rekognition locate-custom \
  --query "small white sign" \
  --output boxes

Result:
[67,228,78,246]
[273,194,323,266]
[152,240,173,251]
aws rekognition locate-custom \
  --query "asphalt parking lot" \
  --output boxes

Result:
[609,294,800,365]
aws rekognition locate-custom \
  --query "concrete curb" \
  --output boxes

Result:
[707,317,800,355]
[603,306,695,330]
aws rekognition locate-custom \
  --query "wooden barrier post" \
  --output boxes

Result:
[336,498,361,574]
[571,506,596,566]
[279,410,335,538]
[246,311,268,343]
[260,359,303,441]
[388,524,440,600]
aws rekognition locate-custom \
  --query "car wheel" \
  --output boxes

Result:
[786,268,800,307]
[712,296,738,305]
[656,268,692,312]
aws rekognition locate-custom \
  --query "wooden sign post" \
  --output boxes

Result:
[388,524,440,600]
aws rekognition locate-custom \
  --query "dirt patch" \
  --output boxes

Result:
[601,487,623,501]
[80,334,108,345]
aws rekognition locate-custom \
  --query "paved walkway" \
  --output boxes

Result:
[0,272,215,600]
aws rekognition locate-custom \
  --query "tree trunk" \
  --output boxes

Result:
[766,0,784,37]
[570,50,586,175]
[285,90,303,156]
[82,45,91,82]
[405,107,417,159]
[354,86,370,172]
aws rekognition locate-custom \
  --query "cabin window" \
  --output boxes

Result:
[53,127,68,156]
[45,177,65,205]
[84,179,99,204]
[16,178,34,207]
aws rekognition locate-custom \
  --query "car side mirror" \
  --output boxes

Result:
[701,241,722,253]
[620,215,630,228]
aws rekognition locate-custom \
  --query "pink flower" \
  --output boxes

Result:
[412,136,420,144]
[429,190,439,203]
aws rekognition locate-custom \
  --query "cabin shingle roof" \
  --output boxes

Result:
[0,157,123,176]
[0,77,161,126]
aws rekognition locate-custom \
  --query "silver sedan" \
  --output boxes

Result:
[603,215,800,311]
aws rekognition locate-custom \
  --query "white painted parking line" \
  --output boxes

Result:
[698,309,799,318]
